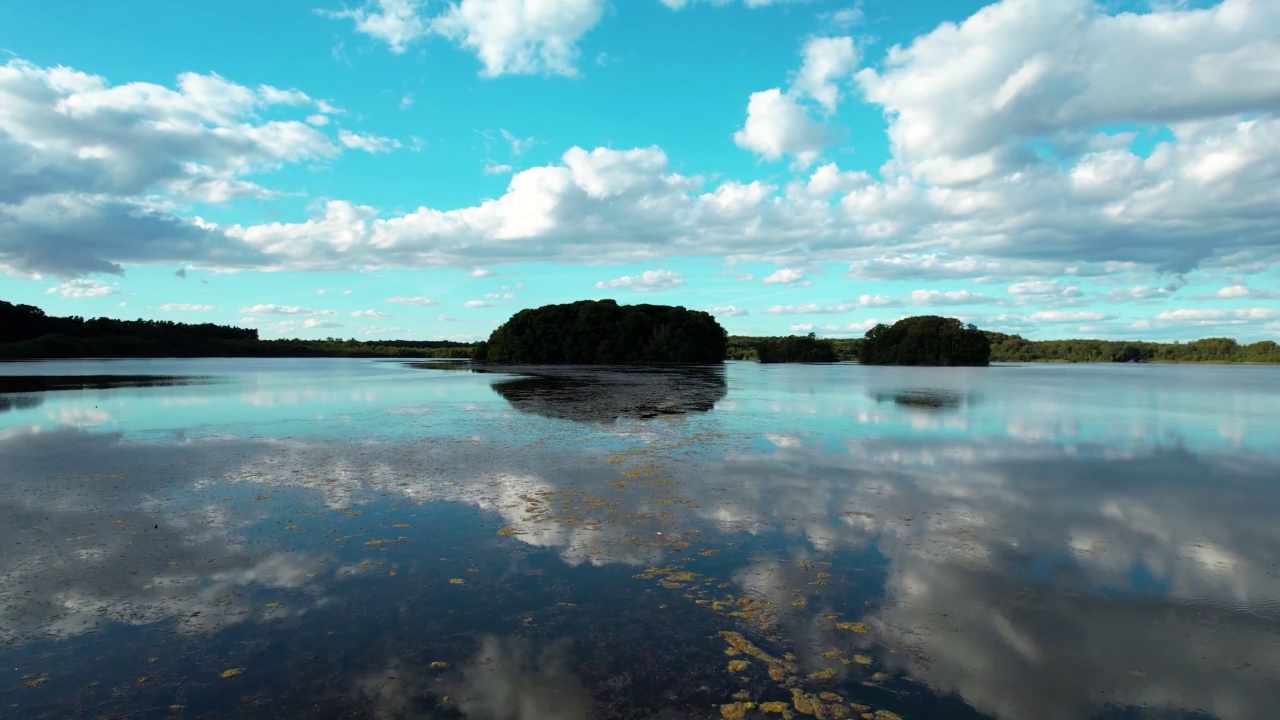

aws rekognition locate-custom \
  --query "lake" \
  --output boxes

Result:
[1,359,1278,720]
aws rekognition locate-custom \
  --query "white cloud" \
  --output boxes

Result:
[789,323,815,332]
[793,36,858,114]
[385,296,439,306]
[484,292,514,299]
[464,300,491,308]
[501,129,534,156]
[1105,285,1179,302]
[761,268,808,285]
[239,304,339,316]
[432,0,607,77]
[660,0,815,8]
[1212,285,1280,300]
[0,58,374,277]
[338,129,400,153]
[351,309,391,318]
[158,303,215,312]
[483,161,514,175]
[906,289,992,306]
[45,279,118,298]
[709,305,748,317]
[1008,280,1072,295]
[856,0,1280,184]
[469,267,496,277]
[398,93,413,109]
[1154,308,1279,323]
[1028,310,1115,323]
[595,269,685,292]
[321,0,428,54]
[733,88,833,167]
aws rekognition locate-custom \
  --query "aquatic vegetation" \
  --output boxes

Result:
[720,702,754,720]
[220,668,244,678]
[835,622,868,633]
[448,578,465,585]
[728,659,750,674]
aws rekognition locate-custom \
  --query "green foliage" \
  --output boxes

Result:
[727,336,860,362]
[0,300,473,359]
[756,333,838,363]
[859,316,991,366]
[986,332,1280,363]
[482,299,727,364]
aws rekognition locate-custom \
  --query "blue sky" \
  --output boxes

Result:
[1,0,1278,342]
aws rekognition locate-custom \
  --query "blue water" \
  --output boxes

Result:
[1,359,1277,719]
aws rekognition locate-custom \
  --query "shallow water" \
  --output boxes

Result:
[1,358,1277,720]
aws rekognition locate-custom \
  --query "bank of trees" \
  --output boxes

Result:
[0,300,472,358]
[859,316,991,366]
[987,332,1280,363]
[477,299,728,364]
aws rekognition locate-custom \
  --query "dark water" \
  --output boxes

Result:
[1,359,1277,720]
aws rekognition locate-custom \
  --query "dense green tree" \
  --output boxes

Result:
[482,299,727,364]
[860,316,991,366]
[756,333,838,363]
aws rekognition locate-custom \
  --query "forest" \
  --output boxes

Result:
[476,299,728,364]
[859,316,992,366]
[0,300,472,359]
[4,299,1276,363]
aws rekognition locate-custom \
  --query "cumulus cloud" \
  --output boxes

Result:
[320,0,428,54]
[1105,285,1179,302]
[432,0,607,77]
[337,129,400,153]
[240,304,339,316]
[709,305,748,317]
[384,296,439,306]
[469,267,496,277]
[1153,308,1279,323]
[856,0,1280,184]
[158,303,215,312]
[45,279,118,298]
[761,268,808,285]
[906,289,992,306]
[350,309,391,318]
[1209,285,1280,300]
[733,88,833,167]
[793,36,858,114]
[594,269,684,291]
[1028,310,1115,323]
[0,58,377,277]
[660,0,815,8]
[463,300,492,308]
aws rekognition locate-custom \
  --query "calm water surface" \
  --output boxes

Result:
[1,359,1277,720]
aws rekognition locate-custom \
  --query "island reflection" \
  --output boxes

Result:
[482,364,728,424]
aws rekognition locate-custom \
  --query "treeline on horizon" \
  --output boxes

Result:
[3,299,1277,364]
[0,300,473,359]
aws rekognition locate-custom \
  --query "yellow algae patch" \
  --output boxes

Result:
[874,712,902,720]
[24,676,49,688]
[870,673,887,682]
[721,702,755,719]
[809,667,837,680]
[820,693,843,703]
[265,602,281,608]
[720,632,795,673]
[725,647,742,657]
[701,549,720,556]
[728,660,750,674]
[822,649,842,660]
[430,662,448,669]
[849,704,870,713]
[760,702,790,714]
[836,622,869,633]
[791,598,808,608]
[852,655,872,665]
[448,578,465,585]
[791,689,822,716]
[496,526,525,536]
[220,668,244,678]
[732,690,752,701]
[768,666,787,682]
[393,524,411,529]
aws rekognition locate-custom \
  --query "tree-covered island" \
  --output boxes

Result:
[858,316,992,366]
[475,299,728,364]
